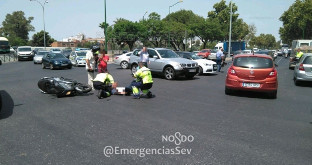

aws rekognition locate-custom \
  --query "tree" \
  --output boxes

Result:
[208,0,248,41]
[31,30,55,46]
[112,18,141,51]
[250,34,276,49]
[0,11,34,46]
[279,0,312,44]
[244,24,257,46]
[141,12,166,47]
[164,10,202,50]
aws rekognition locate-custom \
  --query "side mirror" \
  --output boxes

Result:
[153,55,158,59]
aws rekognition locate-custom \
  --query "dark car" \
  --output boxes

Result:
[61,49,72,58]
[42,53,72,70]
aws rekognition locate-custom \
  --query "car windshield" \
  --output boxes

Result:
[77,52,87,57]
[158,50,180,58]
[51,53,65,59]
[211,49,218,53]
[303,56,312,64]
[18,48,31,51]
[0,41,9,45]
[52,49,61,51]
[37,51,49,56]
[201,50,208,53]
[234,57,273,69]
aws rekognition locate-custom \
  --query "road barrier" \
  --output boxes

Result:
[0,53,17,63]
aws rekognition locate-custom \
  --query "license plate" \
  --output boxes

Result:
[23,57,29,58]
[189,69,196,72]
[242,83,260,88]
[61,64,68,66]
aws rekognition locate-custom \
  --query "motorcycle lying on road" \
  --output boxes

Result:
[38,77,92,98]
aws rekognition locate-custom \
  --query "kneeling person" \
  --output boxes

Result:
[131,62,153,98]
[93,72,116,99]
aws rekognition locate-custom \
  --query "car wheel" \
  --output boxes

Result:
[120,61,129,69]
[197,66,203,75]
[42,63,45,69]
[164,67,175,80]
[294,78,300,86]
[50,64,54,70]
[268,91,277,99]
[225,87,233,95]
[185,74,195,79]
[131,64,138,74]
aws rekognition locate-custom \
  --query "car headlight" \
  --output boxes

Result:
[206,63,212,66]
[54,61,59,64]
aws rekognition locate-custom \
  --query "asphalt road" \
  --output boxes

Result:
[0,57,311,165]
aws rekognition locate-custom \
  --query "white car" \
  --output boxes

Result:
[113,52,132,69]
[33,50,49,64]
[208,49,218,61]
[69,51,87,66]
[50,48,61,54]
[176,51,217,75]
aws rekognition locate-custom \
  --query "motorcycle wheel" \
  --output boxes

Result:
[75,83,92,93]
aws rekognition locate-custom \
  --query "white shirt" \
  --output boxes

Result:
[86,50,95,70]
[140,51,149,63]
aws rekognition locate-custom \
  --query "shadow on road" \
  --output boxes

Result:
[0,90,14,119]
[227,91,275,100]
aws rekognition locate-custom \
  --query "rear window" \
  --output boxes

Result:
[303,56,312,64]
[233,57,273,69]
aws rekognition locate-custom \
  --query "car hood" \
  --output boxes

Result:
[52,58,70,61]
[194,59,216,64]
[162,58,197,64]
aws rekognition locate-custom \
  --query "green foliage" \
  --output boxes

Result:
[0,11,34,46]
[279,0,312,44]
[250,34,276,49]
[31,30,55,46]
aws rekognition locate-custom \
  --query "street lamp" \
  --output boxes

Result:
[104,0,108,52]
[30,0,48,49]
[168,0,183,48]
[143,11,148,21]
[228,0,233,57]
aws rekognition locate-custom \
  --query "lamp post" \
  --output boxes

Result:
[104,0,108,52]
[228,0,233,57]
[30,0,48,49]
[143,11,148,21]
[168,0,183,48]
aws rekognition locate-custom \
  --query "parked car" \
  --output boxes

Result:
[50,48,62,54]
[61,49,72,58]
[114,52,132,69]
[197,49,211,59]
[31,48,44,56]
[225,54,278,98]
[193,51,200,56]
[293,53,312,86]
[69,51,87,66]
[33,50,49,64]
[17,46,33,61]
[176,51,217,75]
[207,49,218,61]
[42,53,72,70]
[130,48,199,80]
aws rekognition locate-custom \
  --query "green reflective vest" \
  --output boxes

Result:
[134,66,153,84]
[93,73,114,84]
[296,51,304,58]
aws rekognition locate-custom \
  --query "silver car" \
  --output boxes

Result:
[130,48,199,80]
[294,53,312,85]
[33,50,49,64]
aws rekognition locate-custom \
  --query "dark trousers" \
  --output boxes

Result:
[216,59,222,72]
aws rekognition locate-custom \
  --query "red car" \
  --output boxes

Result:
[225,54,278,98]
[197,49,211,59]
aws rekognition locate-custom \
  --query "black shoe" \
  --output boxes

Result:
[147,91,152,98]
[97,90,102,99]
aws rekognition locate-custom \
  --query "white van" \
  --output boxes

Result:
[291,40,312,56]
[17,46,33,61]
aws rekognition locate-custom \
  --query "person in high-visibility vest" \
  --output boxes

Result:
[93,72,116,99]
[131,62,153,99]
[296,48,304,59]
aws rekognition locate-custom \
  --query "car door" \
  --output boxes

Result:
[147,49,160,72]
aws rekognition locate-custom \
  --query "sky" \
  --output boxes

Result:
[0,0,295,41]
